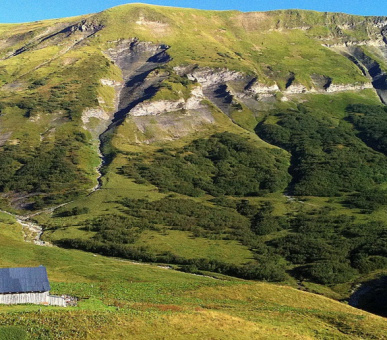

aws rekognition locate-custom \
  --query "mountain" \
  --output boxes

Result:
[0,4,387,336]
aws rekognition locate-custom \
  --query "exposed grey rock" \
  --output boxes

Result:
[100,79,123,87]
[185,67,248,115]
[130,98,185,116]
[311,74,332,90]
[81,107,110,125]
[130,85,205,116]
[132,108,215,143]
[331,45,387,103]
[326,83,373,92]
[0,131,12,146]
[187,67,244,86]
[284,84,308,94]
[185,86,206,110]
[247,82,280,95]
[173,64,198,76]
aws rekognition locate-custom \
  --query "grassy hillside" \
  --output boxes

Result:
[0,4,384,207]
[95,5,381,81]
[0,3,387,330]
[0,215,387,339]
[37,91,387,293]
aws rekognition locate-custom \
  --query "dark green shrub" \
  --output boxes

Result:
[124,132,290,197]
[56,206,90,217]
[296,261,357,284]
[257,107,387,196]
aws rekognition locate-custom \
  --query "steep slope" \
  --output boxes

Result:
[1,5,386,206]
[1,4,387,320]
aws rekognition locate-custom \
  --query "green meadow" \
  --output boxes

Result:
[0,3,387,337]
[1,216,387,339]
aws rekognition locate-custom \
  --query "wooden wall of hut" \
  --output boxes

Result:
[0,292,66,306]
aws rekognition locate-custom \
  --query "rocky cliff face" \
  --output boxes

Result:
[102,39,171,127]
[154,65,378,119]
[186,68,245,86]
[82,28,387,150]
[331,45,387,103]
[129,85,205,116]
[1,18,104,60]
[247,82,280,96]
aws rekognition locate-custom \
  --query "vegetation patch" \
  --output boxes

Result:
[0,326,26,340]
[257,105,387,196]
[121,132,290,197]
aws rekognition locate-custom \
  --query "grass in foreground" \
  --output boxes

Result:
[0,217,387,339]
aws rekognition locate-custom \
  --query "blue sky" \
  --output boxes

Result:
[1,1,387,23]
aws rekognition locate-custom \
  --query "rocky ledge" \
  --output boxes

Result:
[129,86,205,116]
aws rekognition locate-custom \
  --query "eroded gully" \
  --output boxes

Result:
[0,40,172,245]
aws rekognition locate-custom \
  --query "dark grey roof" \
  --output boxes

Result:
[0,266,50,294]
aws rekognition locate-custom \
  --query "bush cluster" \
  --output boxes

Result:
[121,132,290,197]
[257,106,387,196]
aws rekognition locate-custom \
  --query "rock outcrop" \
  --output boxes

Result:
[247,82,280,96]
[326,83,373,93]
[186,67,244,86]
[284,84,308,94]
[130,98,185,116]
[81,108,110,126]
[130,86,205,116]
[331,45,387,103]
[183,67,248,114]
[169,64,381,117]
[101,38,171,128]
[100,79,122,87]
